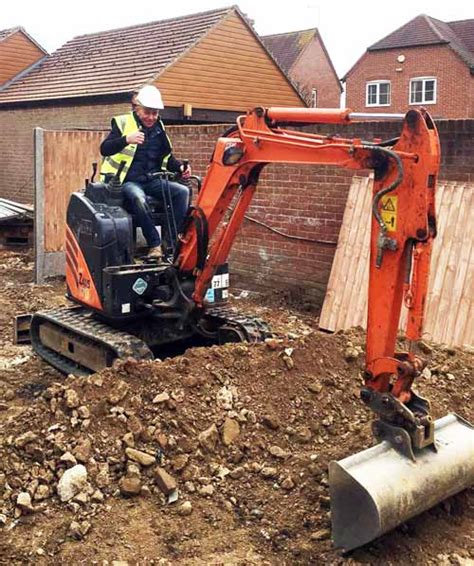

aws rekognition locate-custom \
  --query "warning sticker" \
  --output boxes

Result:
[381,195,397,232]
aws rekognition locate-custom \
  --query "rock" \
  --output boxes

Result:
[57,464,88,502]
[216,386,234,410]
[229,466,245,480]
[126,463,141,478]
[282,355,294,370]
[281,476,295,490]
[125,448,156,467]
[74,438,92,463]
[95,463,111,488]
[65,389,80,409]
[91,489,105,503]
[108,380,129,405]
[171,454,189,472]
[262,414,280,430]
[33,484,50,501]
[119,476,142,496]
[265,338,281,351]
[222,418,240,446]
[269,446,290,459]
[344,347,359,361]
[0,514,7,526]
[14,431,38,448]
[310,529,331,541]
[260,467,278,479]
[16,491,34,513]
[60,451,78,466]
[122,432,135,448]
[153,391,170,403]
[77,405,90,419]
[68,520,91,539]
[154,467,177,496]
[177,501,193,516]
[198,424,219,453]
[199,484,215,497]
[127,415,144,437]
[307,382,323,394]
[74,491,89,505]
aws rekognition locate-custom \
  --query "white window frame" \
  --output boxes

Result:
[366,81,391,107]
[311,88,317,108]
[409,77,437,105]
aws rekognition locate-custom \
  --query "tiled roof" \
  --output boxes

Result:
[0,7,233,104]
[262,29,317,73]
[368,14,474,70]
[0,27,20,42]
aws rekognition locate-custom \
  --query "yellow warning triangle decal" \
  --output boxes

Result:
[382,198,396,211]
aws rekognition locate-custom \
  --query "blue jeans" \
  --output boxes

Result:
[122,179,189,247]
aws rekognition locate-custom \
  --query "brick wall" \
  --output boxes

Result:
[345,45,474,119]
[0,103,473,304]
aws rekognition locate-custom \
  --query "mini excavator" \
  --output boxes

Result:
[30,106,474,550]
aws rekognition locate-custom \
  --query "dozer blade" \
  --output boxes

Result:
[329,413,474,552]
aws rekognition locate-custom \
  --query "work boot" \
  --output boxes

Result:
[147,246,163,260]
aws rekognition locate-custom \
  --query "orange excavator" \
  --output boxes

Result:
[30,106,474,550]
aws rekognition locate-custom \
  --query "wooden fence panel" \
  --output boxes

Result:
[319,178,474,347]
[35,128,106,281]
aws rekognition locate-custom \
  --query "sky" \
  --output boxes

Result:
[2,0,472,78]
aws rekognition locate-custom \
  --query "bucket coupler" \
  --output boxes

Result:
[329,413,474,552]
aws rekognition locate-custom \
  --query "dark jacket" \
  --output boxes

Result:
[100,112,182,183]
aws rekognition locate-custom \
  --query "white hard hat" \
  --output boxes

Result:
[135,85,164,110]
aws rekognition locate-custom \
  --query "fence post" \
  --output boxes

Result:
[34,127,44,284]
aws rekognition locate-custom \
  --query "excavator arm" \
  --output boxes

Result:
[176,106,440,457]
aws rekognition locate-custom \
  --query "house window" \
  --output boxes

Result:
[311,88,317,108]
[409,77,436,104]
[366,81,391,107]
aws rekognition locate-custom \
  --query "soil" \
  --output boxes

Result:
[0,249,472,565]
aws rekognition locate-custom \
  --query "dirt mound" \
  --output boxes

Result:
[0,250,473,564]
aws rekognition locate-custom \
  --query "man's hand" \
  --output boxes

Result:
[126,130,145,145]
[180,163,192,179]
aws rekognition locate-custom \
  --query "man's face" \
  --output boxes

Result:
[136,105,159,128]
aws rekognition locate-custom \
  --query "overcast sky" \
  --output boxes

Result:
[3,0,472,78]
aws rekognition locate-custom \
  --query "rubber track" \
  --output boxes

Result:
[31,307,153,376]
[204,305,273,342]
[31,305,272,376]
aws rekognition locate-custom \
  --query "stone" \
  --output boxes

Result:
[229,466,245,480]
[108,380,129,405]
[282,355,294,370]
[262,414,280,430]
[260,467,278,479]
[125,448,156,467]
[65,389,80,409]
[16,491,34,512]
[57,464,88,502]
[171,455,189,472]
[344,347,359,361]
[216,386,234,410]
[119,476,141,496]
[281,476,295,490]
[77,405,91,419]
[177,501,193,516]
[269,446,290,459]
[198,424,219,453]
[222,418,240,446]
[33,484,50,501]
[91,489,105,503]
[307,382,323,394]
[95,463,111,488]
[74,438,92,463]
[154,468,177,496]
[264,338,281,351]
[310,529,331,541]
[127,415,144,437]
[60,451,78,466]
[199,484,215,497]
[122,432,135,448]
[69,520,91,539]
[153,391,170,404]
[14,431,38,448]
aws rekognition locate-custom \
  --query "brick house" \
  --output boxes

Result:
[262,28,342,107]
[0,27,47,88]
[343,15,474,119]
[0,7,305,203]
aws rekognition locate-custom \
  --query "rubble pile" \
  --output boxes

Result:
[0,251,472,564]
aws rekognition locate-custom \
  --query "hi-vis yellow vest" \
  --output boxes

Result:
[100,113,172,183]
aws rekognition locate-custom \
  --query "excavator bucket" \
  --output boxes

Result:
[329,413,474,552]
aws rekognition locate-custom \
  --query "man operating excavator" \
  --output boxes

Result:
[100,84,190,260]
